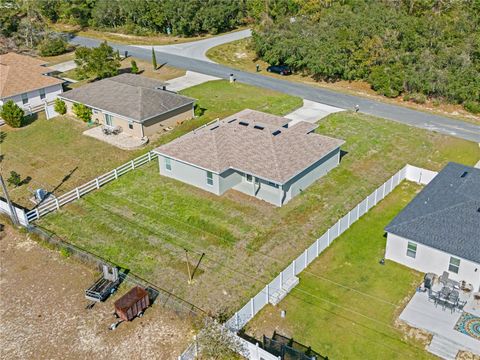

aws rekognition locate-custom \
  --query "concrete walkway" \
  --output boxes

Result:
[285,99,343,126]
[135,29,252,63]
[165,71,220,92]
[49,60,77,72]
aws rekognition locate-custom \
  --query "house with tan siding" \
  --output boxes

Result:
[59,74,195,139]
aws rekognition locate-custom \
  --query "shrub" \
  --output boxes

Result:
[130,59,139,74]
[432,99,441,107]
[0,100,24,127]
[402,94,411,102]
[54,98,67,115]
[38,37,68,56]
[464,101,480,114]
[7,171,21,187]
[72,103,92,122]
[369,64,404,98]
[60,247,71,258]
[411,93,427,104]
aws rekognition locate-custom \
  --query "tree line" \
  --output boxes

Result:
[252,0,480,113]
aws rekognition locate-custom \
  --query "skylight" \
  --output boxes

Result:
[239,121,249,126]
[461,171,468,178]
[210,125,219,131]
[227,118,237,123]
[272,130,281,136]
[254,125,264,130]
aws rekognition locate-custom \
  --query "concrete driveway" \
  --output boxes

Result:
[135,29,251,63]
[48,60,77,72]
[285,100,343,126]
[166,71,220,92]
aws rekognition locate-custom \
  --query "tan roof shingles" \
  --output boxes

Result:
[0,53,64,98]
[59,74,194,122]
[154,109,344,184]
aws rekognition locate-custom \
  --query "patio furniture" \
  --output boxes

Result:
[428,289,438,302]
[457,300,467,311]
[439,271,449,285]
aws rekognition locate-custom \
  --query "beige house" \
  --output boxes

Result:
[59,74,195,139]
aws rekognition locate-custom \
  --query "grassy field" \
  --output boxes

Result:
[37,108,479,315]
[207,38,480,125]
[2,80,300,208]
[245,181,435,360]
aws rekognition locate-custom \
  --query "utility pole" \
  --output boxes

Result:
[0,174,20,226]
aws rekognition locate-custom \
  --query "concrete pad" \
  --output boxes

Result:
[83,126,148,150]
[49,60,77,72]
[165,71,220,92]
[285,99,343,126]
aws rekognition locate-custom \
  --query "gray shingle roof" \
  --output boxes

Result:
[385,162,480,264]
[153,109,344,184]
[60,74,194,123]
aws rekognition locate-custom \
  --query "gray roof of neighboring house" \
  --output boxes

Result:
[153,109,344,184]
[60,73,194,122]
[385,162,480,264]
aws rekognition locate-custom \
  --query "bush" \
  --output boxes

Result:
[464,101,480,114]
[72,103,92,122]
[369,65,404,98]
[411,93,427,104]
[38,37,68,56]
[54,98,67,115]
[130,59,139,74]
[7,171,21,187]
[0,100,24,127]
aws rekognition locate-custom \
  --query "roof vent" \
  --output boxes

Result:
[272,130,281,136]
[254,125,264,130]
[227,118,237,123]
[477,207,480,213]
[461,171,468,178]
[210,125,219,131]
[239,121,249,126]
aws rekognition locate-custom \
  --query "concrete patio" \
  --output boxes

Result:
[83,126,148,150]
[400,290,480,359]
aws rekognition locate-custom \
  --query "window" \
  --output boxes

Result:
[39,88,46,100]
[165,158,171,171]
[21,93,28,105]
[449,257,460,274]
[105,113,113,126]
[406,242,417,258]
[245,174,253,183]
[206,171,213,186]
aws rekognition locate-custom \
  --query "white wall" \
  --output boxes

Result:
[0,84,63,111]
[385,233,480,290]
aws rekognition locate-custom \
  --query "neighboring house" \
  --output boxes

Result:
[59,74,195,139]
[385,162,480,290]
[0,52,64,113]
[153,109,344,206]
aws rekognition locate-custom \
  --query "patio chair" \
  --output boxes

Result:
[428,289,438,303]
[456,300,467,311]
[439,271,449,285]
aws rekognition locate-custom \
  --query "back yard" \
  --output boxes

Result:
[244,181,435,360]
[37,106,479,317]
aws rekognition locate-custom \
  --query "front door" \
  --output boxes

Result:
[105,113,113,126]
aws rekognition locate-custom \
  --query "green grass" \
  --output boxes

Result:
[245,181,435,359]
[37,108,479,316]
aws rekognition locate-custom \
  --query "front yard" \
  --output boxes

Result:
[244,181,435,359]
[37,108,479,317]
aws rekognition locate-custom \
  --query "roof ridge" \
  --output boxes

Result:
[386,198,474,231]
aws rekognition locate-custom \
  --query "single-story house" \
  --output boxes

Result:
[59,74,195,139]
[0,52,64,112]
[153,109,345,206]
[385,162,480,290]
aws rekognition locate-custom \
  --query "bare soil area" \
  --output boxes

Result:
[0,221,195,360]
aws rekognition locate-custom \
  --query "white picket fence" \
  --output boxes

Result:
[179,164,439,360]
[25,151,158,222]
[0,200,30,226]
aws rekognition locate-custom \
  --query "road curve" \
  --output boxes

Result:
[70,35,480,143]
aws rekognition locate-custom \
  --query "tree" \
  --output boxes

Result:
[74,41,121,80]
[72,103,92,122]
[151,47,157,70]
[38,36,68,56]
[7,171,21,187]
[1,100,24,128]
[198,318,245,360]
[54,98,67,115]
[130,59,139,74]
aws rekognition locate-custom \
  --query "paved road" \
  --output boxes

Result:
[135,29,251,63]
[70,36,480,143]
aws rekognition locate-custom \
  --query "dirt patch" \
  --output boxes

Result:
[394,318,431,348]
[0,221,195,360]
[458,351,480,360]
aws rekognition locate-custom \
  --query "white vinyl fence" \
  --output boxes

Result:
[0,199,29,226]
[179,164,439,360]
[25,151,157,222]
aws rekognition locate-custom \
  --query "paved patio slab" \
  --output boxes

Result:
[83,126,148,150]
[285,99,343,126]
[400,292,480,355]
[165,71,220,92]
[49,60,77,72]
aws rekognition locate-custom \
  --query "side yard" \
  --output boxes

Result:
[37,109,479,317]
[244,181,435,359]
[0,220,195,360]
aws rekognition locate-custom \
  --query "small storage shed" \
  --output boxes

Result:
[114,286,150,321]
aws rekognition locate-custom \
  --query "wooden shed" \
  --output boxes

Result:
[114,286,150,321]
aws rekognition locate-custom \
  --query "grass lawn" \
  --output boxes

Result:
[37,107,479,315]
[245,181,435,360]
[207,38,480,125]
